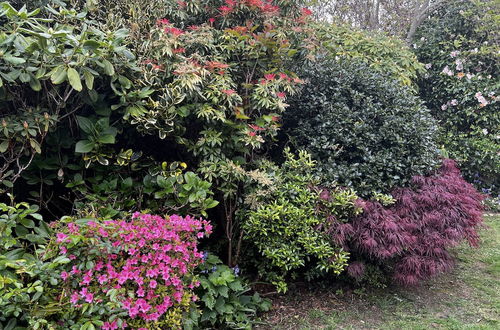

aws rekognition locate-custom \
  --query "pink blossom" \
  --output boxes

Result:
[70,292,79,304]
[56,232,68,243]
[57,213,209,322]
[442,66,453,76]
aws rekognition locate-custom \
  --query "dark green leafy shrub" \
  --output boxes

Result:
[0,202,66,329]
[242,149,360,292]
[285,59,440,196]
[414,0,499,194]
[0,1,141,192]
[67,161,218,218]
[188,253,270,329]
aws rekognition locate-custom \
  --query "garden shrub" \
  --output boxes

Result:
[285,59,440,196]
[120,0,315,266]
[187,252,271,329]
[48,212,212,329]
[0,202,67,329]
[312,23,425,86]
[346,159,484,285]
[414,0,499,195]
[242,149,361,292]
[66,162,219,219]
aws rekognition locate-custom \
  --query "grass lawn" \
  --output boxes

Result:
[259,215,500,329]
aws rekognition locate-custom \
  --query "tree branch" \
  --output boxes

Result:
[406,0,446,44]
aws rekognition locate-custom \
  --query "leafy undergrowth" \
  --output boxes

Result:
[257,215,500,329]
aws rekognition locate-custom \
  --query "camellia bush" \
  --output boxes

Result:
[48,213,212,329]
[285,59,440,196]
[414,0,499,196]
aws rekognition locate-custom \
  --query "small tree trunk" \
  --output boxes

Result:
[406,0,445,44]
[369,0,380,30]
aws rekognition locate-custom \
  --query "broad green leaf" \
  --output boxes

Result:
[102,59,115,76]
[76,116,94,134]
[0,140,9,153]
[3,55,26,65]
[83,70,94,90]
[29,77,41,91]
[75,140,95,153]
[50,66,67,85]
[97,134,115,144]
[20,218,35,228]
[19,72,30,82]
[67,67,82,91]
[83,40,100,50]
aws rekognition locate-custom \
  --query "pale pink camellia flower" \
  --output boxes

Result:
[466,73,474,80]
[455,58,464,71]
[451,99,458,106]
[425,63,432,69]
[442,66,453,76]
[475,92,489,107]
[441,104,448,110]
[450,50,459,57]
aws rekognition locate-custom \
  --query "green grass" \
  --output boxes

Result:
[260,215,500,329]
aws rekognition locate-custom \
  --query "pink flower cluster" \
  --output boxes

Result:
[56,213,212,327]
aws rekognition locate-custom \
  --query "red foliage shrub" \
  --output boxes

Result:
[345,159,484,285]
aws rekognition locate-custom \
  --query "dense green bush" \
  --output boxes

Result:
[285,59,440,196]
[414,0,499,195]
[241,149,361,292]
[312,23,425,86]
[0,202,65,329]
[0,1,142,193]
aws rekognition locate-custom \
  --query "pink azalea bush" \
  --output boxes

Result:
[51,213,212,329]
